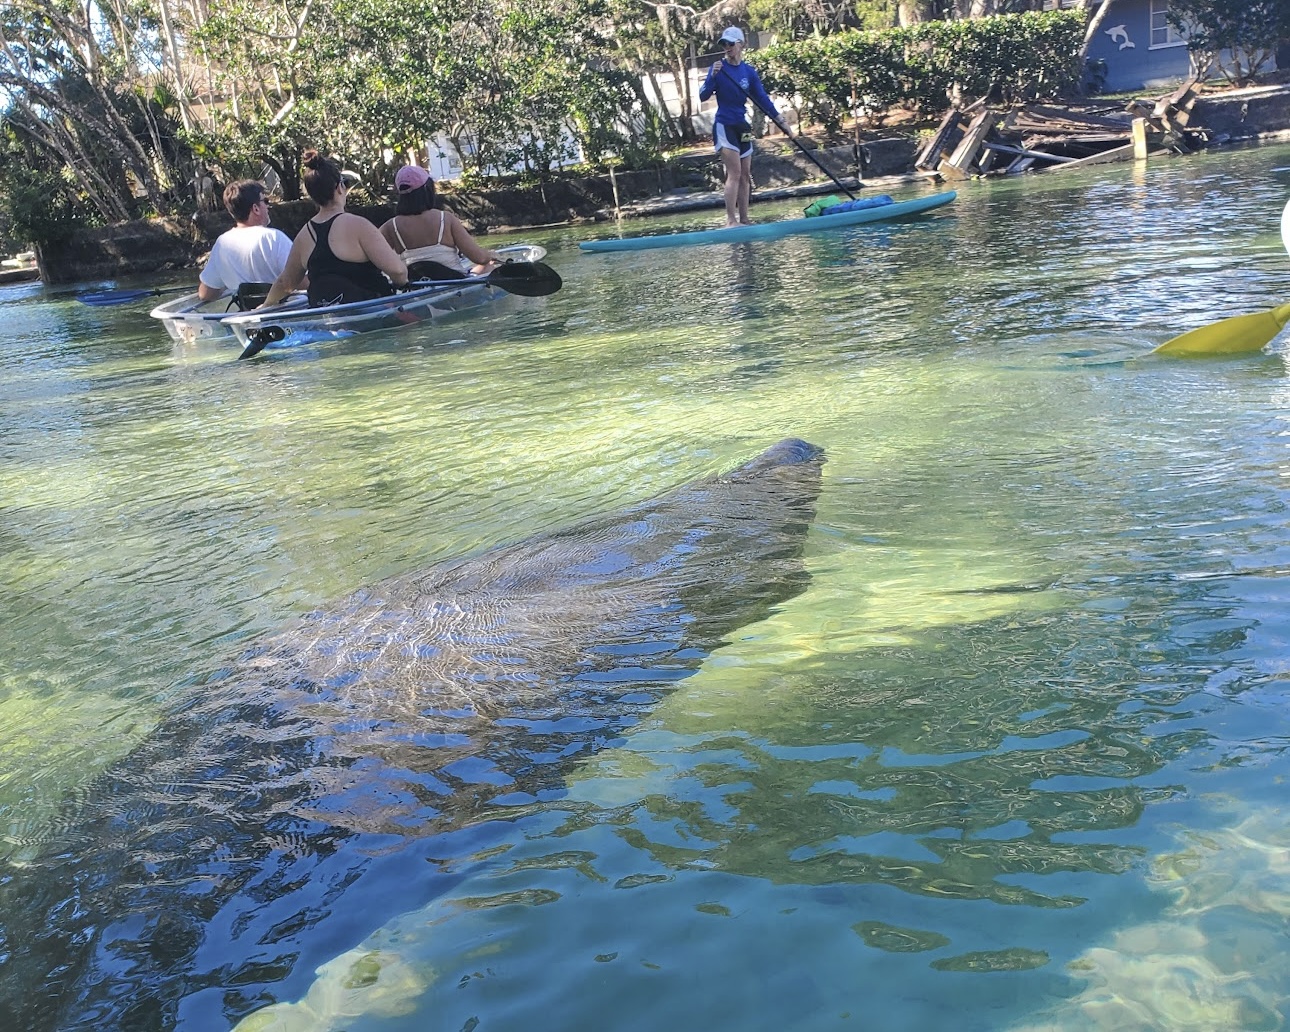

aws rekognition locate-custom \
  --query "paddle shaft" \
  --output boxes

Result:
[717,63,858,201]
[77,285,191,306]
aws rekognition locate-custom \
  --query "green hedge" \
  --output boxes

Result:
[757,11,1086,134]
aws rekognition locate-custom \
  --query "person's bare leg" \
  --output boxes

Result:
[737,154,753,224]
[721,148,742,227]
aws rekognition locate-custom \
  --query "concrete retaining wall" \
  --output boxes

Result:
[1193,84,1290,140]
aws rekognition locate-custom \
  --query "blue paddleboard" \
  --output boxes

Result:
[579,191,957,254]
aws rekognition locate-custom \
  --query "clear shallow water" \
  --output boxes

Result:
[2,143,1290,1031]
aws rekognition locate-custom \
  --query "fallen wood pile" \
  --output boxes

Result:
[916,79,1208,179]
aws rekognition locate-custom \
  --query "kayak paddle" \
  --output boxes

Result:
[717,64,860,201]
[409,261,563,298]
[77,285,192,307]
[237,261,562,360]
[1152,303,1290,357]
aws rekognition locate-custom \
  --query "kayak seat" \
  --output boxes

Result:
[233,281,275,310]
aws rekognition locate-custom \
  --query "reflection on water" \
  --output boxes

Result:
[2,142,1290,1031]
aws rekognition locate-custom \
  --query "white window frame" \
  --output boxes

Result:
[1149,0,1187,50]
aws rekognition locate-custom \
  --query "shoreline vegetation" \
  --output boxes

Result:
[30,83,1290,286]
[8,2,1290,284]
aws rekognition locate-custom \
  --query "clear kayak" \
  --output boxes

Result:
[579,191,957,253]
[150,291,308,343]
[223,244,547,353]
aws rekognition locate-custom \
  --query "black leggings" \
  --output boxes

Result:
[307,273,393,307]
[407,260,467,282]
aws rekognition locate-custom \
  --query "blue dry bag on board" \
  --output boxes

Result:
[818,195,895,217]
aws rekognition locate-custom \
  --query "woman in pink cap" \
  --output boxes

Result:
[380,165,504,281]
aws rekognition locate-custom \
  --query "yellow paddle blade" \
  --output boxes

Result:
[1152,303,1290,356]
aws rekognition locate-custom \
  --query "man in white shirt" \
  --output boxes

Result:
[197,180,296,302]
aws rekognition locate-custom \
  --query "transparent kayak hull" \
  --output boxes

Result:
[222,244,546,350]
[150,292,307,343]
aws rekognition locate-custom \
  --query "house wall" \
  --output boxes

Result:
[1083,0,1281,94]
[1084,0,1193,93]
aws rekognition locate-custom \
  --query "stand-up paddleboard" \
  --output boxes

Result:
[579,191,956,254]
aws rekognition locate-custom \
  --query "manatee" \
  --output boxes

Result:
[0,437,824,1031]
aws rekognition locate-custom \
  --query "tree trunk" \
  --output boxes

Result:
[898,1,937,25]
[154,0,193,132]
[1078,0,1116,64]
[646,68,681,142]
[671,54,696,141]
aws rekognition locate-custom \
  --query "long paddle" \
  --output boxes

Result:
[427,260,562,298]
[77,285,192,307]
[717,63,859,201]
[237,260,562,360]
[1151,303,1290,356]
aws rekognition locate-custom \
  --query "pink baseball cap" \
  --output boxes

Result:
[394,165,431,193]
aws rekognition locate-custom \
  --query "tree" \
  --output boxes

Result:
[1166,0,1290,86]
[0,0,182,223]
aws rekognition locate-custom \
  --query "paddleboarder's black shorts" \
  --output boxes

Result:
[714,121,753,158]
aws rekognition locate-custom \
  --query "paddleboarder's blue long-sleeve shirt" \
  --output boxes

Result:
[699,60,780,127]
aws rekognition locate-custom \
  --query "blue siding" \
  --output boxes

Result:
[1084,0,1192,92]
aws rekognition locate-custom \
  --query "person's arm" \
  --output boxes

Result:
[746,66,782,126]
[699,61,720,102]
[197,239,228,301]
[356,219,409,287]
[443,212,502,267]
[261,233,311,308]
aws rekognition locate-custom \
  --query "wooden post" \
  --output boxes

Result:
[609,164,621,220]
[851,71,861,181]
[1131,117,1148,160]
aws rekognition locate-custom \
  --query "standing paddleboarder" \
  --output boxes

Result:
[699,26,786,227]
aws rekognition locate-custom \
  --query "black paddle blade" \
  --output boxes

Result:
[237,324,286,360]
[488,261,562,297]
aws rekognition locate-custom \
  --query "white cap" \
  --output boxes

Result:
[719,26,744,44]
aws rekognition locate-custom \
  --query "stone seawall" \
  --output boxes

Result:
[1193,83,1290,141]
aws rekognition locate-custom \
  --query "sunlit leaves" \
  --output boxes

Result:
[1165,0,1290,86]
[760,10,1085,130]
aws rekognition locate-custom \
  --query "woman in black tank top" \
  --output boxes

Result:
[305,215,396,306]
[262,151,409,309]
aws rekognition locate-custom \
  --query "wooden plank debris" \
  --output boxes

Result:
[923,84,1215,180]
[939,110,1000,180]
[980,141,1076,164]
[915,108,968,171]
